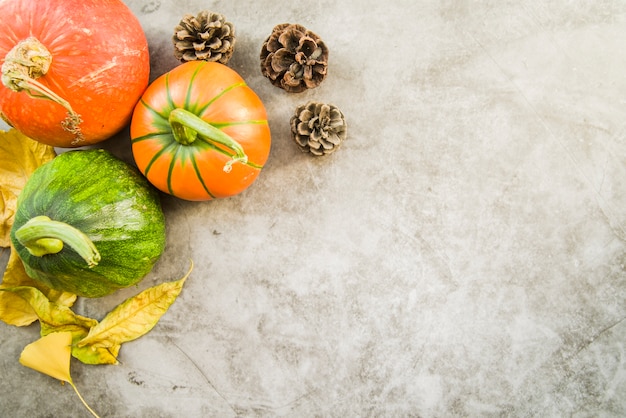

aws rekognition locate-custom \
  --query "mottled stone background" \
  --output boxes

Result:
[1,0,625,416]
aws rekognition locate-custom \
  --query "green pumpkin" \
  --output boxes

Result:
[10,149,166,298]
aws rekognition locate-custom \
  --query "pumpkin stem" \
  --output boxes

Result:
[168,108,248,173]
[1,37,84,144]
[14,216,101,268]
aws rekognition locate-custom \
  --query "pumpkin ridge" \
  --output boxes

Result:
[144,141,177,179]
[138,98,169,124]
[210,119,268,129]
[196,81,247,115]
[131,131,172,143]
[167,145,181,196]
[190,152,216,199]
[164,73,177,111]
[184,61,207,112]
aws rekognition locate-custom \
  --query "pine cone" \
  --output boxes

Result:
[260,23,329,93]
[290,102,347,156]
[173,11,236,64]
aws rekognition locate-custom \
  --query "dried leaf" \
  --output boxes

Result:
[20,331,101,417]
[78,263,192,349]
[1,249,41,326]
[72,342,121,365]
[0,246,76,326]
[47,288,78,307]
[0,288,37,326]
[0,129,56,247]
[4,279,121,365]
[1,285,114,365]
[20,331,73,383]
[69,327,121,365]
[2,248,77,306]
[3,285,95,332]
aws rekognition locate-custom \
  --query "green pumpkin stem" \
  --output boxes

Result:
[15,216,101,268]
[1,37,83,144]
[168,107,248,172]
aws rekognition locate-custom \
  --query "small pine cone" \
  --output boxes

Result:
[260,23,329,93]
[290,102,347,156]
[173,11,236,64]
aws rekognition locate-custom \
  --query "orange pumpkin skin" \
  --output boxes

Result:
[130,61,271,201]
[0,0,150,147]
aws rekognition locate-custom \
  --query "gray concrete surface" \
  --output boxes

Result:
[1,0,626,416]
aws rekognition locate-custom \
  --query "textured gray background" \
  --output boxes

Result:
[1,0,626,416]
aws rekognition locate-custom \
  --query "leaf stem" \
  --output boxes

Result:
[168,108,248,172]
[69,381,101,418]
[15,215,100,267]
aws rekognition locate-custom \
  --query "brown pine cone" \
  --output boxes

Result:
[260,23,329,93]
[290,102,347,156]
[173,11,236,64]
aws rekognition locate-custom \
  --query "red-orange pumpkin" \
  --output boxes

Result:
[130,61,272,201]
[0,0,150,147]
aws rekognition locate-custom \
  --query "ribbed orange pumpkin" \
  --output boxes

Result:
[0,0,150,147]
[130,61,271,201]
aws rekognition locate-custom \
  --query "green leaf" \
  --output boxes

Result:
[77,263,192,349]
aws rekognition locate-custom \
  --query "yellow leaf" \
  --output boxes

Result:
[0,247,35,287]
[0,129,56,247]
[19,331,73,383]
[66,326,121,365]
[20,331,102,418]
[0,246,76,326]
[78,262,192,349]
[5,282,121,365]
[0,290,37,326]
[47,288,78,307]
[0,249,38,325]
[72,342,121,365]
[5,285,96,332]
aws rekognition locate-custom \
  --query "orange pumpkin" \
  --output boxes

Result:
[0,0,150,147]
[130,61,272,201]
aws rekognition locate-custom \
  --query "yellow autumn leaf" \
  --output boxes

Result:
[1,284,120,364]
[5,285,96,332]
[0,249,39,326]
[66,325,121,365]
[0,128,56,247]
[4,279,121,365]
[78,262,192,349]
[0,247,76,326]
[20,331,73,383]
[47,288,78,307]
[20,331,101,418]
[72,341,121,366]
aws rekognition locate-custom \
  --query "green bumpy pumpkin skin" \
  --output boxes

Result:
[10,149,166,298]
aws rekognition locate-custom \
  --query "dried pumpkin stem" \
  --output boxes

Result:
[15,216,100,268]
[1,37,83,143]
[168,107,248,172]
